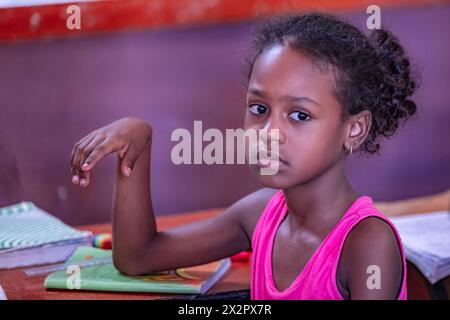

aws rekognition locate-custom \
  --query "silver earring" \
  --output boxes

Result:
[348,144,353,155]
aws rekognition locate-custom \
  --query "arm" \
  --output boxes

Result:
[113,141,275,275]
[112,135,248,275]
[339,217,404,300]
[70,117,273,276]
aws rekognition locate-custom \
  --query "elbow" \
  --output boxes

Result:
[112,252,149,276]
[113,258,141,276]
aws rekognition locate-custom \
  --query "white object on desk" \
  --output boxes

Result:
[24,256,113,276]
[0,201,92,269]
[390,210,450,284]
[0,284,7,300]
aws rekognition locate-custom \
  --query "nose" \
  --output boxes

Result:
[260,114,286,146]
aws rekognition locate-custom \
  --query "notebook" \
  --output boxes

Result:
[0,284,6,300]
[390,210,450,284]
[44,246,231,294]
[0,202,92,269]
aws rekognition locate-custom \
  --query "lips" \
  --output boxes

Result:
[256,149,288,167]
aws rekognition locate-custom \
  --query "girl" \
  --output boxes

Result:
[70,13,417,300]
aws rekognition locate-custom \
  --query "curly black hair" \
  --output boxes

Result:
[246,12,417,154]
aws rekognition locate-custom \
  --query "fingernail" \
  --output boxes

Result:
[82,163,89,169]
[127,167,132,176]
[72,175,79,184]
[80,179,86,186]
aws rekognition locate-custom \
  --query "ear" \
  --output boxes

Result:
[344,110,372,153]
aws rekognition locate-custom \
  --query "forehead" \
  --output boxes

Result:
[248,44,336,100]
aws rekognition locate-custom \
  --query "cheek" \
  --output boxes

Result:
[286,120,345,169]
[248,121,345,189]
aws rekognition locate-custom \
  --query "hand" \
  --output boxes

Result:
[70,117,152,187]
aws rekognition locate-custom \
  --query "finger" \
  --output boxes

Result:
[79,171,91,188]
[79,136,106,171]
[71,134,97,183]
[77,136,106,185]
[71,136,92,184]
[81,140,115,172]
[70,133,94,167]
[71,164,80,184]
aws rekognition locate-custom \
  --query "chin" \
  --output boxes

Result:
[249,165,295,189]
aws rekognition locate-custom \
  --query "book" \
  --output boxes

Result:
[0,284,6,300]
[390,210,450,284]
[44,246,231,294]
[0,202,92,269]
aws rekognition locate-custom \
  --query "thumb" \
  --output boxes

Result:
[120,147,138,177]
[120,161,133,177]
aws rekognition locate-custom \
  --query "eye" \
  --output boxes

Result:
[289,111,311,122]
[248,104,267,116]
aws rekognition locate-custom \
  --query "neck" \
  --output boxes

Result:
[282,159,359,234]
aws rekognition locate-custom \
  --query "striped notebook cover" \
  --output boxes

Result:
[0,202,91,251]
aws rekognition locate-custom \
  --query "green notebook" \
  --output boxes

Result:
[44,246,231,294]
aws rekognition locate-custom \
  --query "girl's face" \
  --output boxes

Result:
[244,44,348,189]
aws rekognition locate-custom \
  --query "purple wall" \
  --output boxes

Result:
[0,5,449,225]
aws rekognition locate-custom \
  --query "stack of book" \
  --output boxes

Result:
[0,202,92,269]
[390,210,450,284]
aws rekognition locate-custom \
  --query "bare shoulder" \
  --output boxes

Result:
[346,216,400,247]
[224,188,279,248]
[339,216,404,299]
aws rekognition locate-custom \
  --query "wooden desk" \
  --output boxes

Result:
[0,203,448,300]
[0,209,250,300]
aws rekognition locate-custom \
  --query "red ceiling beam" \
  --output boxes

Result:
[0,0,448,42]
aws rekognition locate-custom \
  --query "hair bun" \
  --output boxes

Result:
[368,29,417,140]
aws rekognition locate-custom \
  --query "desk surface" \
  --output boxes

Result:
[0,209,250,300]
[0,207,448,300]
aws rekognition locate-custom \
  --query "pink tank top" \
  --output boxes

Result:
[250,190,407,300]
